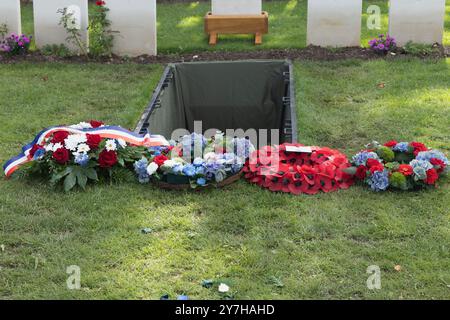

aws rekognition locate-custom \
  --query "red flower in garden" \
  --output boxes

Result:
[96,1,106,6]
[369,164,385,174]
[366,158,382,168]
[89,120,104,128]
[424,168,439,185]
[52,147,70,164]
[384,140,398,148]
[29,144,44,159]
[51,131,69,144]
[86,134,102,149]
[430,158,446,174]
[98,150,117,168]
[355,165,368,180]
[397,164,413,176]
[410,142,427,156]
[153,155,168,167]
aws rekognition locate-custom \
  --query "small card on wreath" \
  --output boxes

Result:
[285,146,313,153]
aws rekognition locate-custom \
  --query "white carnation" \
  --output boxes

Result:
[105,139,117,151]
[65,134,87,151]
[117,139,127,149]
[77,143,90,153]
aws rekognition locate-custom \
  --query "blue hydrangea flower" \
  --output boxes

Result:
[195,166,205,175]
[232,138,255,159]
[172,164,183,175]
[182,164,196,177]
[74,153,89,167]
[416,150,449,165]
[231,163,243,174]
[148,146,163,156]
[410,159,433,171]
[352,151,380,166]
[196,177,206,186]
[368,170,390,191]
[413,166,427,181]
[393,142,409,152]
[134,158,150,183]
[193,157,205,167]
[204,162,224,180]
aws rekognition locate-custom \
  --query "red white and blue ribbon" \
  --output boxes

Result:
[3,125,169,178]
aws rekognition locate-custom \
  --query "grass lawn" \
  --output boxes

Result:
[19,0,450,54]
[0,57,449,299]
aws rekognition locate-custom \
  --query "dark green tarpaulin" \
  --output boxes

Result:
[142,60,295,143]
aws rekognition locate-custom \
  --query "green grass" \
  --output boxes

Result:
[19,0,450,54]
[0,58,449,299]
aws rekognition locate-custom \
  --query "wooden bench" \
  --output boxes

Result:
[204,11,269,45]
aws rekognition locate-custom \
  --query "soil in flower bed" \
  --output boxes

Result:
[0,45,447,65]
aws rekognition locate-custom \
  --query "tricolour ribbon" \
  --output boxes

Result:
[3,125,169,178]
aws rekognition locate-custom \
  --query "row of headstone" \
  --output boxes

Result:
[0,0,446,53]
[307,0,446,47]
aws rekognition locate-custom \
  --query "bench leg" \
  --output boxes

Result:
[209,33,218,46]
[255,33,262,45]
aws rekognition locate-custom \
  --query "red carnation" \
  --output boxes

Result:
[89,120,104,128]
[410,142,427,156]
[424,168,438,185]
[29,144,44,159]
[86,134,102,149]
[430,158,446,174]
[52,148,70,164]
[366,158,382,168]
[355,165,367,180]
[397,164,413,176]
[369,164,385,174]
[51,131,69,144]
[153,155,168,167]
[384,140,398,148]
[98,150,117,168]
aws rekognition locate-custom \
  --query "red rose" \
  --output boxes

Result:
[369,164,385,174]
[29,144,44,159]
[98,150,117,168]
[366,158,382,168]
[52,148,70,164]
[410,142,427,156]
[96,1,106,6]
[51,131,69,144]
[153,155,168,167]
[424,168,438,185]
[86,134,102,149]
[384,140,398,148]
[89,120,104,128]
[355,165,367,179]
[430,158,446,174]
[397,164,413,176]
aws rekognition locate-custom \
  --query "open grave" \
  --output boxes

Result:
[136,60,297,146]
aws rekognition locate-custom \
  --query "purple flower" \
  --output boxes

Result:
[377,43,385,50]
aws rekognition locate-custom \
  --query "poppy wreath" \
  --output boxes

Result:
[243,144,354,195]
[346,141,449,191]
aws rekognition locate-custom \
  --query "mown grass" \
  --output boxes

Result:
[19,0,450,54]
[0,58,449,299]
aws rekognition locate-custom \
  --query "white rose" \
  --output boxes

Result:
[146,162,159,176]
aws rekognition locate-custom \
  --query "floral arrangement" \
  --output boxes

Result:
[369,34,396,53]
[347,141,449,191]
[0,33,31,55]
[243,144,354,195]
[134,132,255,188]
[4,121,169,192]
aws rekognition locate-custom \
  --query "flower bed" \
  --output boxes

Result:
[347,141,449,191]
[243,144,354,195]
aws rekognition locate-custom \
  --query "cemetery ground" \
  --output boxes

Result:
[0,58,449,299]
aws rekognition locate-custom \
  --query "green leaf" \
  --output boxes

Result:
[64,172,77,192]
[343,167,357,175]
[75,170,88,190]
[85,168,98,181]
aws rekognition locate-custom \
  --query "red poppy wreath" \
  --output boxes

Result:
[243,144,354,195]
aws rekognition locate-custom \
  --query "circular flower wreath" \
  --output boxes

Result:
[347,141,449,191]
[243,144,354,195]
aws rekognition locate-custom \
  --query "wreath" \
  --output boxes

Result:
[346,141,449,191]
[243,144,354,195]
[134,132,255,189]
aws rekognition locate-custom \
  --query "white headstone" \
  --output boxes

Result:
[0,0,21,38]
[33,0,89,52]
[307,0,363,47]
[107,0,157,57]
[212,0,262,16]
[389,0,446,46]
